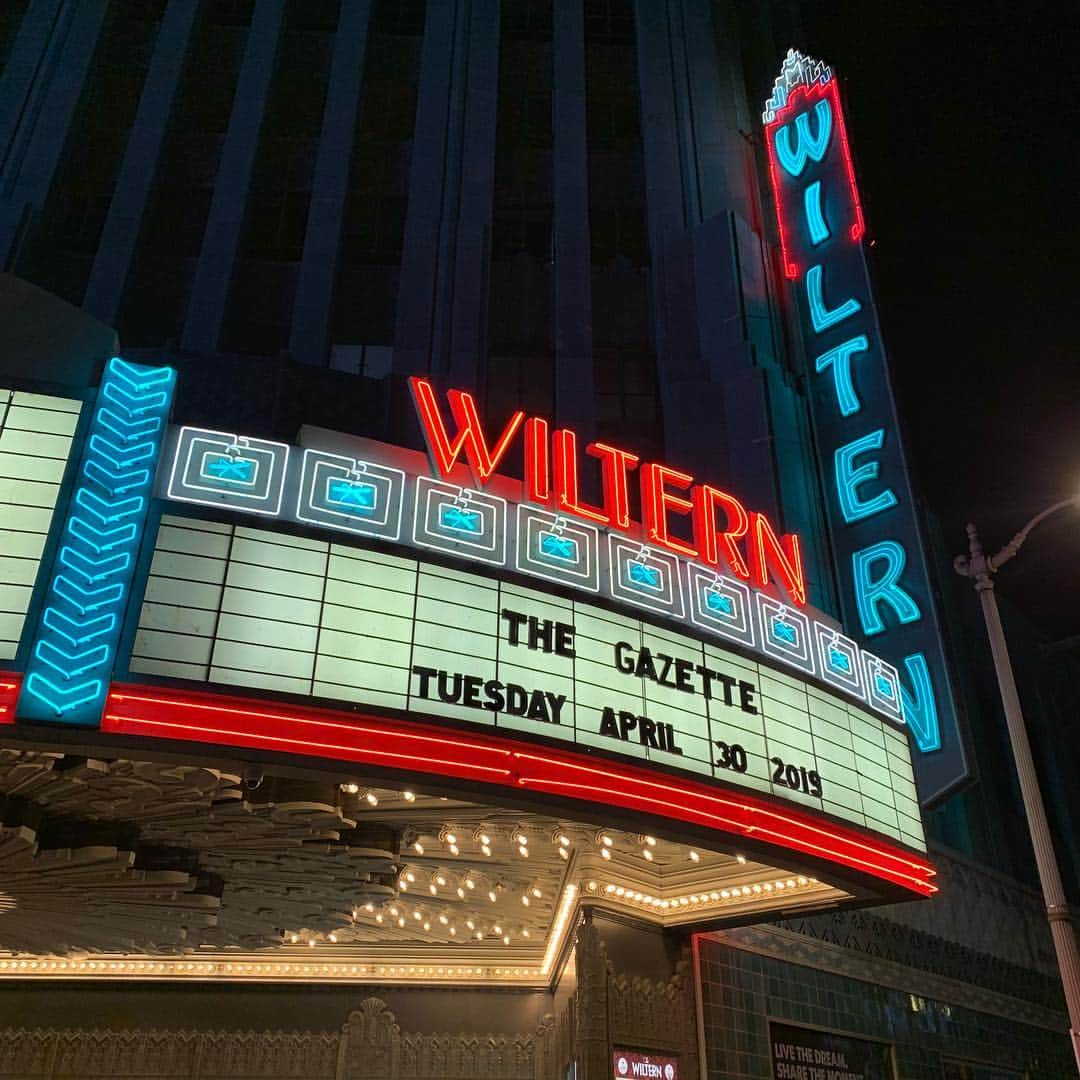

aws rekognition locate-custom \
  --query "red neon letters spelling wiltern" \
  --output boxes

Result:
[409,377,806,605]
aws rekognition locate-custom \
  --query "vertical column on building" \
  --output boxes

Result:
[288,1,373,366]
[0,1,109,266]
[181,0,286,355]
[393,0,500,390]
[632,0,733,484]
[392,1,460,380]
[695,0,835,608]
[0,0,63,174]
[551,0,594,434]
[82,0,201,325]
[573,918,611,1080]
[443,0,499,388]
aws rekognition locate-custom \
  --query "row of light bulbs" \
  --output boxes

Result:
[406,824,704,865]
[356,902,533,946]
[585,873,816,910]
[397,867,544,906]
[334,789,738,873]
[339,784,418,805]
[0,957,542,981]
[408,826,539,859]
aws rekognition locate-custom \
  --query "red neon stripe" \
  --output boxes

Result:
[105,688,514,779]
[515,774,930,893]
[510,751,933,880]
[0,673,20,725]
[101,684,934,897]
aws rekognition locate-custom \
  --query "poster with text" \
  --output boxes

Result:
[612,1049,678,1080]
[769,1022,894,1080]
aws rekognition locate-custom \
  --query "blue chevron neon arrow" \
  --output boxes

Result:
[53,574,125,614]
[109,356,173,390]
[89,433,157,468]
[98,407,162,444]
[42,607,116,648]
[68,516,137,553]
[23,672,104,716]
[102,380,169,417]
[59,544,131,584]
[19,356,175,727]
[75,487,146,524]
[84,458,151,495]
[35,639,111,679]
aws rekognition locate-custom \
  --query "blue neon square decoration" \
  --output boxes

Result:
[771,619,798,646]
[539,532,578,562]
[828,647,851,673]
[628,562,661,590]
[440,504,481,533]
[201,452,256,484]
[327,478,376,513]
[705,589,734,616]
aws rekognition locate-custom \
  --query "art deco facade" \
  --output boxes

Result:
[1,2,1078,1078]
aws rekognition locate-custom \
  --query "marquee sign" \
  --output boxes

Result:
[762,50,968,802]
[126,514,923,850]
[0,373,933,894]
[151,412,912,730]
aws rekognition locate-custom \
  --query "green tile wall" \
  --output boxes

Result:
[698,938,1073,1079]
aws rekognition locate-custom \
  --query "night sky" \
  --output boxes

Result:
[800,1,1080,638]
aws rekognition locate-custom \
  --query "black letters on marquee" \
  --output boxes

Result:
[405,605,825,793]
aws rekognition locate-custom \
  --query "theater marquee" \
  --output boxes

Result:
[1,364,934,934]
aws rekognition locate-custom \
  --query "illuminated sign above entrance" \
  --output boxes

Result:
[762,49,968,803]
[128,515,924,850]
[157,421,911,731]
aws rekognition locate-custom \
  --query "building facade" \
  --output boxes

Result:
[1,1,1078,1077]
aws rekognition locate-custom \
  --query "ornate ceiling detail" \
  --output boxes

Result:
[0,791,219,953]
[0,747,848,983]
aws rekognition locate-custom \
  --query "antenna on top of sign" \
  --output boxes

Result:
[762,48,832,124]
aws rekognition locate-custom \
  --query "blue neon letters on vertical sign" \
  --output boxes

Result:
[18,358,175,726]
[764,62,968,800]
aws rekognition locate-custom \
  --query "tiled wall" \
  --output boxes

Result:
[698,937,1073,1079]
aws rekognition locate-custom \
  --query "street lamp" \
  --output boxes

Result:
[954,496,1080,1071]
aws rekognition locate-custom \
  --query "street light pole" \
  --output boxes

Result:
[954,498,1080,1071]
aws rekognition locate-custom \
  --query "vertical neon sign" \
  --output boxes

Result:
[763,50,969,802]
[18,358,175,727]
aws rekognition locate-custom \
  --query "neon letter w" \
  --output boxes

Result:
[409,377,524,484]
[774,98,832,178]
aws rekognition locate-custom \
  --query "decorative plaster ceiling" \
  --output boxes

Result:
[0,748,850,986]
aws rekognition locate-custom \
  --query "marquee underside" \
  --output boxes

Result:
[0,671,933,989]
[0,739,856,989]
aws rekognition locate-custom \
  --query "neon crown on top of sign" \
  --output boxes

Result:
[762,48,832,124]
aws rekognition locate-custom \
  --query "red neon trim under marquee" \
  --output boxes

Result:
[764,76,866,281]
[101,684,935,898]
[0,673,19,725]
